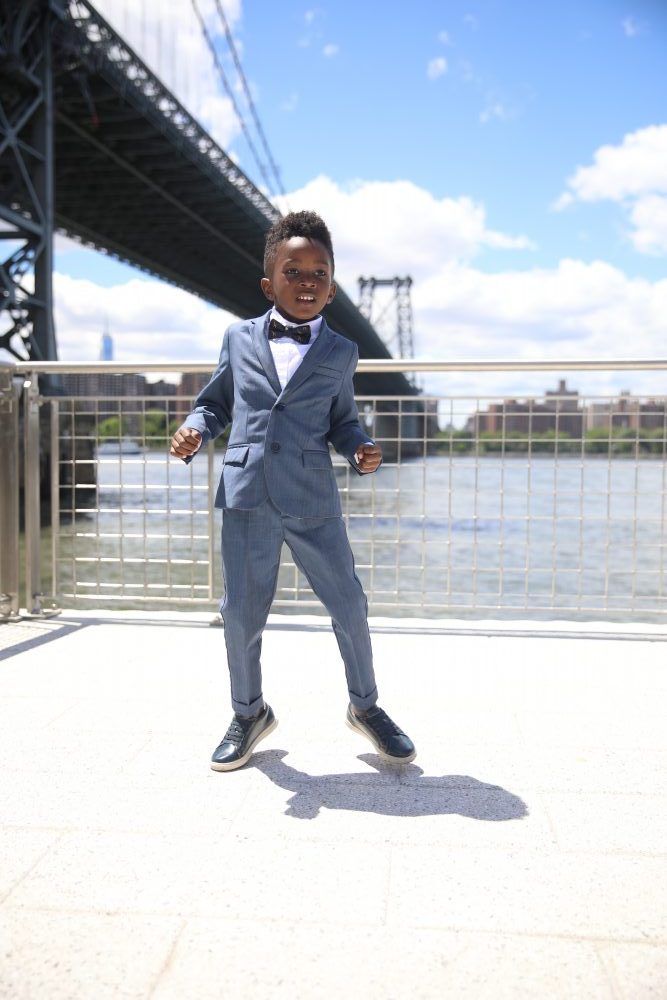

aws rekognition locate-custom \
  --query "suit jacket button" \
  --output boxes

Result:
[270,442,281,453]
[275,403,285,411]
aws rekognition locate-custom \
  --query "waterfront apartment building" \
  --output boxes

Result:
[466,381,666,438]
[61,373,177,411]
[174,371,210,421]
[467,379,584,437]
[585,391,667,432]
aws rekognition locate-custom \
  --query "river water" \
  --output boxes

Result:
[55,451,666,621]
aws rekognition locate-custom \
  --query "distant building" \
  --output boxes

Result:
[467,382,665,440]
[586,392,667,432]
[636,398,667,431]
[61,372,146,402]
[175,371,211,421]
[100,320,113,362]
[145,379,177,414]
[543,379,583,437]
[467,379,583,438]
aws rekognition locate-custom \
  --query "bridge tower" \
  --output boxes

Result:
[0,0,62,362]
[357,276,415,366]
[357,276,427,456]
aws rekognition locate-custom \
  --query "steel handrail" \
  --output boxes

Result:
[2,359,667,375]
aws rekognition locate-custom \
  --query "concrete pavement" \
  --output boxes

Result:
[0,611,666,999]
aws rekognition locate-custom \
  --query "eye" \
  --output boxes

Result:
[314,270,328,278]
[284,268,299,276]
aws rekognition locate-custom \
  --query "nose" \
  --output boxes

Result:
[299,274,316,287]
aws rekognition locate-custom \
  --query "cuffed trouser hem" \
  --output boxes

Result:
[231,694,266,718]
[348,686,378,712]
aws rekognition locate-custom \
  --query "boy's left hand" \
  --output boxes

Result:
[355,443,382,473]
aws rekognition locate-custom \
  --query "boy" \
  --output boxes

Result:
[170,211,415,770]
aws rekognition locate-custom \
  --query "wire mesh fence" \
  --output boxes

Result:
[10,371,662,621]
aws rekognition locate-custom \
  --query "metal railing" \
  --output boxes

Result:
[1,359,666,622]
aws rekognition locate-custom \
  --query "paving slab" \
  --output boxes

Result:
[0,610,666,999]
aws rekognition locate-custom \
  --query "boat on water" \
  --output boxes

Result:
[97,438,143,455]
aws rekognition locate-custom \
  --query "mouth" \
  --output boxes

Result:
[295,295,316,304]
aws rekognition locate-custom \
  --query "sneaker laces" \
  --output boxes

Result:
[366,708,403,739]
[222,718,246,747]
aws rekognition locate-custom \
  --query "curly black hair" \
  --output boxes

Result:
[263,210,335,275]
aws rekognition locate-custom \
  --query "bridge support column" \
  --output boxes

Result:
[367,399,438,462]
[0,0,61,364]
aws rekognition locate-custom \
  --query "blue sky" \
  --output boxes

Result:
[50,0,667,397]
[239,0,666,277]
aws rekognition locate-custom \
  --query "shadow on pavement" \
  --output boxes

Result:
[249,749,528,821]
[0,621,83,662]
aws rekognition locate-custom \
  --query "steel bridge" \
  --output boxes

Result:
[0,0,415,396]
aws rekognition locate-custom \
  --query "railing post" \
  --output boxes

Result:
[0,366,21,620]
[23,374,43,615]
[50,398,60,601]
[207,439,216,600]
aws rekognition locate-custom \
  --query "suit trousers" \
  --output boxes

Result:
[219,498,379,717]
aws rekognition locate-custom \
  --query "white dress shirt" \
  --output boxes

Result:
[269,308,323,390]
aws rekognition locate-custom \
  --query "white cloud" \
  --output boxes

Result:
[49,174,666,401]
[273,175,534,289]
[555,125,667,255]
[53,271,235,365]
[93,0,243,149]
[197,93,240,148]
[438,31,452,45]
[413,259,667,396]
[629,194,667,254]
[54,233,86,255]
[558,125,667,203]
[479,101,515,125]
[323,43,339,57]
[427,57,447,80]
[272,176,665,396]
[622,16,641,37]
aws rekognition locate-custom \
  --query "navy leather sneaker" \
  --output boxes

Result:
[346,704,416,762]
[211,704,277,771]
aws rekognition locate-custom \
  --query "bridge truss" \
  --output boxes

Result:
[0,0,415,397]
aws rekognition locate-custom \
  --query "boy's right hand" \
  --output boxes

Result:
[170,426,202,460]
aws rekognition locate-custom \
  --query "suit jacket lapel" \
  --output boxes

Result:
[280,319,335,399]
[251,311,282,397]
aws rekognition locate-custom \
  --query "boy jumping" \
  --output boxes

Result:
[170,211,415,770]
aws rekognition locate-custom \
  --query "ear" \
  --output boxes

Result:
[326,281,337,304]
[260,276,274,301]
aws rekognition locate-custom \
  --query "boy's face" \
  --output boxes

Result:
[261,237,336,324]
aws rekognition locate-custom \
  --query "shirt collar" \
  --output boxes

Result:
[270,307,322,339]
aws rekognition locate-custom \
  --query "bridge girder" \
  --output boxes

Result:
[0,0,62,361]
[0,0,417,398]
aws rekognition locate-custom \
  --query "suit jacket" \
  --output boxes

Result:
[182,310,376,517]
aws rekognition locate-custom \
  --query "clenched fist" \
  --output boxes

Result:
[355,443,382,473]
[170,426,202,460]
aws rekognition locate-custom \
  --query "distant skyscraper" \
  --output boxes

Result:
[100,319,113,361]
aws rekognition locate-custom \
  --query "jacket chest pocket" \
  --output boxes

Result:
[310,366,341,397]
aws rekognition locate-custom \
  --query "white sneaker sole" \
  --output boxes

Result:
[210,715,278,771]
[346,715,416,764]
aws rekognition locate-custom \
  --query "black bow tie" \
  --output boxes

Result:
[268,318,311,345]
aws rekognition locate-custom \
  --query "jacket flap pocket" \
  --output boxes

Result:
[302,449,332,470]
[313,364,342,379]
[224,444,250,467]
